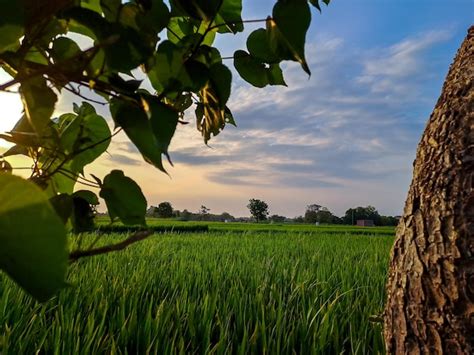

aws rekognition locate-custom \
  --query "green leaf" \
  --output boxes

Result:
[137,0,170,34]
[167,17,215,46]
[147,40,191,94]
[193,45,223,66]
[0,174,68,301]
[73,190,99,205]
[110,98,167,172]
[213,0,243,34]
[247,28,279,63]
[81,0,102,14]
[101,0,122,20]
[63,7,151,73]
[20,77,58,134]
[269,0,311,75]
[170,0,242,33]
[100,170,147,225]
[166,92,193,113]
[0,160,12,174]
[0,1,25,53]
[59,105,111,172]
[71,196,96,233]
[267,63,287,86]
[234,50,286,88]
[51,37,81,63]
[170,0,218,21]
[209,63,232,106]
[224,106,236,126]
[1,145,29,158]
[44,161,78,195]
[233,50,269,88]
[50,194,73,224]
[143,96,179,159]
[167,17,194,43]
[24,47,49,65]
[195,23,217,46]
[73,101,96,116]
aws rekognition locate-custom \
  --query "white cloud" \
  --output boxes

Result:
[356,29,453,94]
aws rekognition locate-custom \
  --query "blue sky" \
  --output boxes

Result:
[1,0,473,217]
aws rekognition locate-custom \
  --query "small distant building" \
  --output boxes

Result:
[356,220,374,227]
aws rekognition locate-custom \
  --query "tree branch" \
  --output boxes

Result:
[69,230,153,263]
[208,18,268,31]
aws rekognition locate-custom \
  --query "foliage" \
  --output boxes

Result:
[155,202,174,218]
[247,198,269,222]
[379,215,400,227]
[304,204,340,224]
[199,205,210,215]
[0,229,390,354]
[269,214,286,223]
[343,206,381,226]
[173,209,235,222]
[0,174,67,301]
[0,0,330,300]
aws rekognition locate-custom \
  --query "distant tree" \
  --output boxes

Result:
[343,206,381,225]
[379,215,399,226]
[155,202,173,218]
[317,208,334,224]
[293,216,305,223]
[304,204,337,224]
[331,215,343,225]
[269,214,286,223]
[304,210,318,223]
[199,205,210,215]
[220,212,235,222]
[247,199,269,223]
[146,206,157,217]
[180,209,192,221]
[304,204,321,223]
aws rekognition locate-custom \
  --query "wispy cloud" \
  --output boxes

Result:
[356,30,453,95]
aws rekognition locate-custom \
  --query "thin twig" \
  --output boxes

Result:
[69,230,153,262]
[166,26,182,41]
[58,168,101,188]
[208,18,268,31]
[57,170,99,188]
[63,85,107,105]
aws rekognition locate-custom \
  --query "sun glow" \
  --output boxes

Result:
[0,71,23,147]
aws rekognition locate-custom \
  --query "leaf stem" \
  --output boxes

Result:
[69,230,153,262]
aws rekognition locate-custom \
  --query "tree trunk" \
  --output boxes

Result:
[384,26,474,354]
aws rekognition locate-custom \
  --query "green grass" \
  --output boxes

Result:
[0,230,393,354]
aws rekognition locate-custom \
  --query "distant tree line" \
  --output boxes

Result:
[147,203,236,222]
[295,204,400,226]
[146,200,400,226]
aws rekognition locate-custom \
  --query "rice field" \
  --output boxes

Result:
[0,227,394,354]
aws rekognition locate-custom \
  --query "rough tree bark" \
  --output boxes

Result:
[384,26,474,354]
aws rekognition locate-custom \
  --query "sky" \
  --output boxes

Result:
[0,0,473,218]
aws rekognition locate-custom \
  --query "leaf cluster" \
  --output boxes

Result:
[0,0,330,300]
